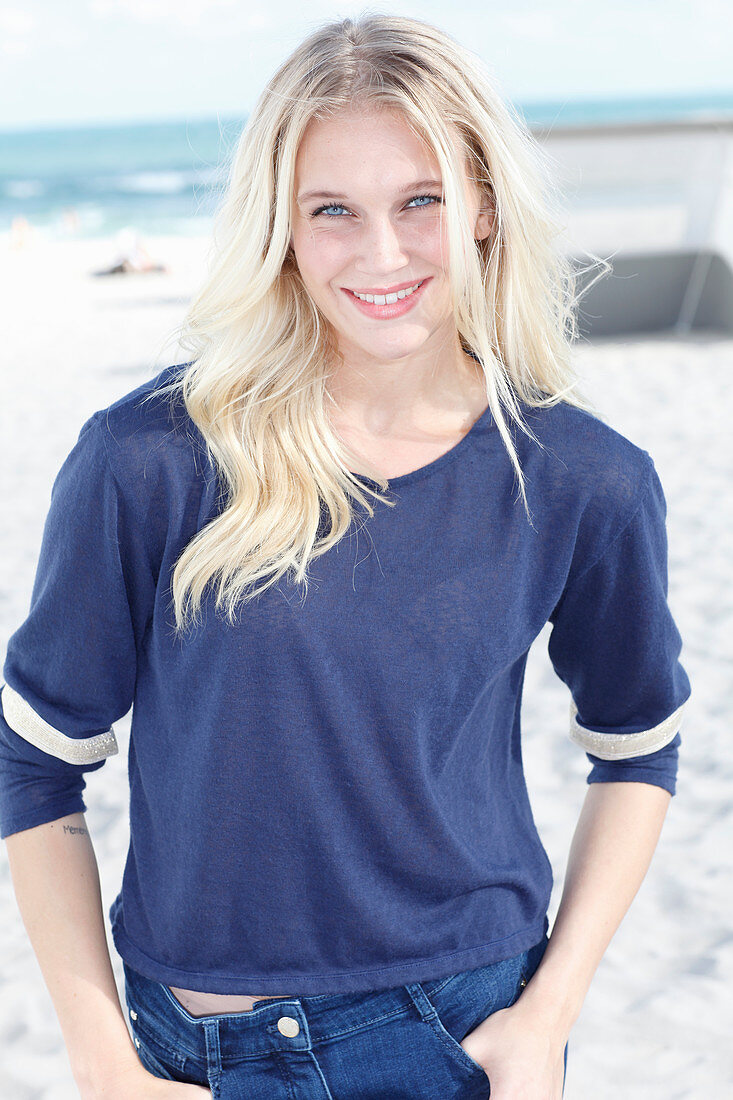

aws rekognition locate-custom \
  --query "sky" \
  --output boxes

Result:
[2,0,732,131]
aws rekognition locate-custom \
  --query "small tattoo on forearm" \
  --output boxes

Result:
[62,825,88,836]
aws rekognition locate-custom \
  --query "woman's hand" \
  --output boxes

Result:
[81,1059,212,1099]
[133,1081,212,1099]
[459,997,568,1100]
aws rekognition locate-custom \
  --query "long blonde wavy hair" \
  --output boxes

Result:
[151,12,605,634]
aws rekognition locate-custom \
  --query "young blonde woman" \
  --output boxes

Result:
[0,13,690,1100]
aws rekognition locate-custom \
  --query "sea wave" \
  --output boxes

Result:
[116,171,194,195]
[3,179,45,199]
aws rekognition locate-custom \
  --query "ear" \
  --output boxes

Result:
[473,202,495,242]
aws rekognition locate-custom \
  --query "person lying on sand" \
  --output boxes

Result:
[92,226,167,276]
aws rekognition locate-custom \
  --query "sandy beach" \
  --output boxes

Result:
[0,231,731,1098]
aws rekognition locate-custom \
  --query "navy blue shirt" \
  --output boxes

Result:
[0,366,691,994]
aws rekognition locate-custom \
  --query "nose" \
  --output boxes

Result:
[356,215,410,275]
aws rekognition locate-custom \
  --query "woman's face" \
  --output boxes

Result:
[289,107,493,371]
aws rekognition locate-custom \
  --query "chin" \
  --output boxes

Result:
[351,326,433,355]
[356,342,427,363]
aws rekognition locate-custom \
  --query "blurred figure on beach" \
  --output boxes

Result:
[8,216,37,250]
[61,207,81,237]
[93,225,167,276]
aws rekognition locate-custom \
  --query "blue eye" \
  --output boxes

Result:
[310,193,443,218]
[407,194,442,208]
[312,202,349,218]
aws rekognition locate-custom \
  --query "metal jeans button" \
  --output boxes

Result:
[277,1016,300,1037]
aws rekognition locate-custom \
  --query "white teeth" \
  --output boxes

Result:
[352,280,423,304]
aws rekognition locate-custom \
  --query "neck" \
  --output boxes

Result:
[327,342,485,434]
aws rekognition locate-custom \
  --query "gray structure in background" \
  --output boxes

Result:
[535,118,733,337]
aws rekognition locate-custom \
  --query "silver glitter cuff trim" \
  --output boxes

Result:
[0,683,118,764]
[569,699,686,760]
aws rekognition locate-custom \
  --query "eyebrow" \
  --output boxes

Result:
[296,178,444,204]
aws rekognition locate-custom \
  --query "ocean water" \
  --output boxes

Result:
[1,91,732,241]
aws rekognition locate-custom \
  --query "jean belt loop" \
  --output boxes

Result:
[203,1018,222,1083]
[404,982,438,1022]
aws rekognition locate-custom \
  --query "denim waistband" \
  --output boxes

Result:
[126,964,425,1063]
[122,935,548,1067]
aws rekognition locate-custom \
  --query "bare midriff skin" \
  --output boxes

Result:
[167,986,293,1016]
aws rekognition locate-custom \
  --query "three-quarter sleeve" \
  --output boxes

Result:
[0,413,144,838]
[547,453,691,795]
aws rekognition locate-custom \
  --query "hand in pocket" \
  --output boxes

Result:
[459,1000,567,1100]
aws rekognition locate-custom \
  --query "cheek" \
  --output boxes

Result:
[403,220,449,269]
[435,222,451,269]
[293,231,349,286]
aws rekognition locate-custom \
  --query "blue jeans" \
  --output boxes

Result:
[123,933,568,1098]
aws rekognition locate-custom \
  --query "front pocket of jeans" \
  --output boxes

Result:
[423,1007,490,1081]
[125,988,189,1074]
[135,1034,179,1080]
[416,954,529,1084]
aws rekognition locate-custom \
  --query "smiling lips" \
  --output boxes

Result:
[343,277,430,317]
[349,278,425,304]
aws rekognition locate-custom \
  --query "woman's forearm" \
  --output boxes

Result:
[518,780,673,1037]
[4,811,141,1094]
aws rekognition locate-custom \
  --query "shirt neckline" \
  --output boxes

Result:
[348,399,496,490]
